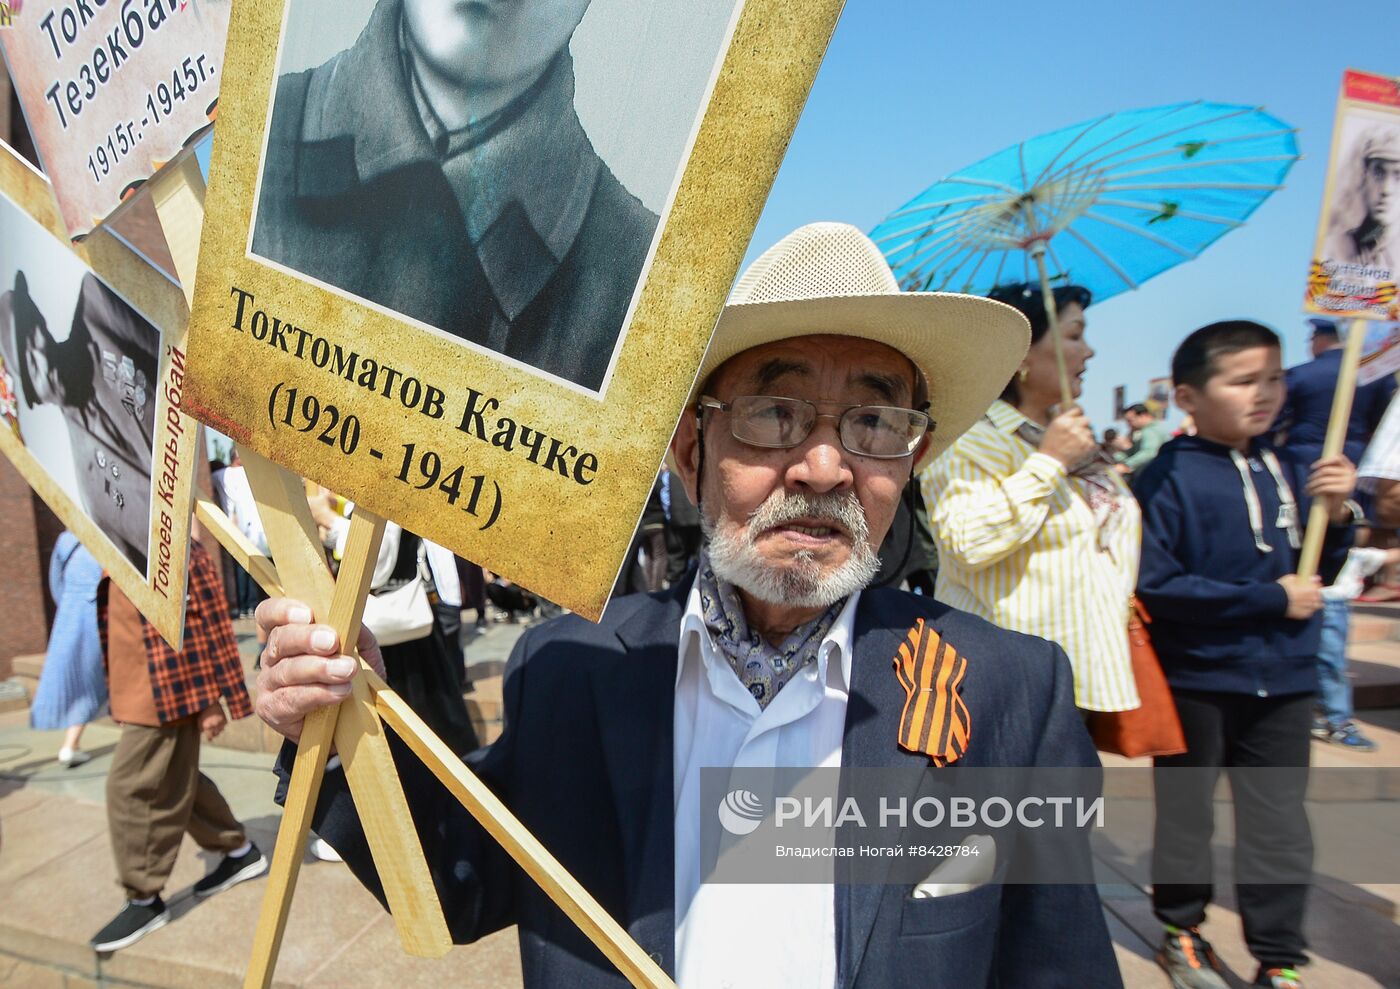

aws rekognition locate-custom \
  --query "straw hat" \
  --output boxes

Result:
[688,222,1030,470]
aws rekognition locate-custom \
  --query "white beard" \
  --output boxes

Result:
[703,489,880,608]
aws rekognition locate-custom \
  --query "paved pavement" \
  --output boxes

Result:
[1,613,1397,988]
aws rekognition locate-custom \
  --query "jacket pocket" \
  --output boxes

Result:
[899,880,1001,936]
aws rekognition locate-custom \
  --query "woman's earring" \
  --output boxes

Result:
[1017,367,1029,383]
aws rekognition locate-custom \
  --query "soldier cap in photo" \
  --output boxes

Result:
[1360,127,1400,165]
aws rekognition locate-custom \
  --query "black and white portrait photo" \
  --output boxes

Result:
[1323,111,1400,278]
[0,195,160,576]
[249,0,742,392]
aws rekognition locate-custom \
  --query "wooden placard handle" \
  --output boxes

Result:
[238,449,452,987]
[148,155,451,977]
[366,676,675,988]
[1297,318,1367,580]
[147,127,674,989]
[148,154,205,308]
[194,495,282,596]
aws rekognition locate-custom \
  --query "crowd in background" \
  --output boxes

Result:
[22,294,1400,984]
[31,309,1399,766]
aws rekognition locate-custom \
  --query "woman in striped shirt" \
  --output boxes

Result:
[920,283,1141,713]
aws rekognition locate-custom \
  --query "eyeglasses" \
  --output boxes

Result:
[697,395,933,459]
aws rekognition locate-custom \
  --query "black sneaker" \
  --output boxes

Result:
[1157,927,1229,989]
[193,843,269,898]
[90,897,169,952]
[1254,966,1304,988]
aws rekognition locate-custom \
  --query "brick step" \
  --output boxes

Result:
[9,652,43,680]
[1348,615,1400,643]
[467,658,507,682]
[8,655,42,719]
[1348,597,1400,642]
[0,679,29,715]
[1349,599,1400,619]
[1346,640,1400,710]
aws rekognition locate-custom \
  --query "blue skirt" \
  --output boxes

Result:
[29,537,109,731]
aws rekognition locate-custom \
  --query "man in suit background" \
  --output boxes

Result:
[252,0,657,391]
[1274,317,1395,468]
[253,223,1121,987]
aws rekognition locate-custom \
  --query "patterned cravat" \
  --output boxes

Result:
[695,551,843,709]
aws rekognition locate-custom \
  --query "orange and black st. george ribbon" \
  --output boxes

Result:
[892,618,970,767]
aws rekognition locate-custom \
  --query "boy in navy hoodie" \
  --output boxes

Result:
[1134,321,1357,989]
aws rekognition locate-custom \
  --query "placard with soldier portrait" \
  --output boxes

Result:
[184,0,844,619]
[1305,69,1400,321]
[0,141,199,646]
[0,0,232,239]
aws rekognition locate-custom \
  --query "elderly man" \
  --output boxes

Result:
[254,223,1122,988]
[252,0,656,391]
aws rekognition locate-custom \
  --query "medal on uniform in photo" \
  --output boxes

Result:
[0,145,200,646]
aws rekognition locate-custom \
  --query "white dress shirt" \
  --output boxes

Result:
[423,541,462,607]
[1359,392,1400,492]
[673,585,861,989]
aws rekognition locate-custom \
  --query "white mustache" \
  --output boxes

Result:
[747,491,869,544]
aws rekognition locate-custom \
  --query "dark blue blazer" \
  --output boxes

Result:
[1276,348,1395,465]
[289,583,1121,988]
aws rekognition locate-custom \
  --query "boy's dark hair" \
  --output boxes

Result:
[1171,320,1280,390]
[1125,403,1150,416]
[986,281,1092,404]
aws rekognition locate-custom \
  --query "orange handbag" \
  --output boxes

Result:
[1086,598,1187,758]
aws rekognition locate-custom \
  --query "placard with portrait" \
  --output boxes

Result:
[0,141,199,645]
[0,0,231,239]
[1305,69,1400,321]
[184,0,844,619]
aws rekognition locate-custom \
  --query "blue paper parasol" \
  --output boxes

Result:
[869,101,1300,402]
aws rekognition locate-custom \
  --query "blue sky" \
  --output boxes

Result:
[746,0,1397,430]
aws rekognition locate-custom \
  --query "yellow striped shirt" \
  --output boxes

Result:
[920,400,1141,712]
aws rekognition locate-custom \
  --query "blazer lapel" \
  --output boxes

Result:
[590,589,684,973]
[837,592,940,989]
